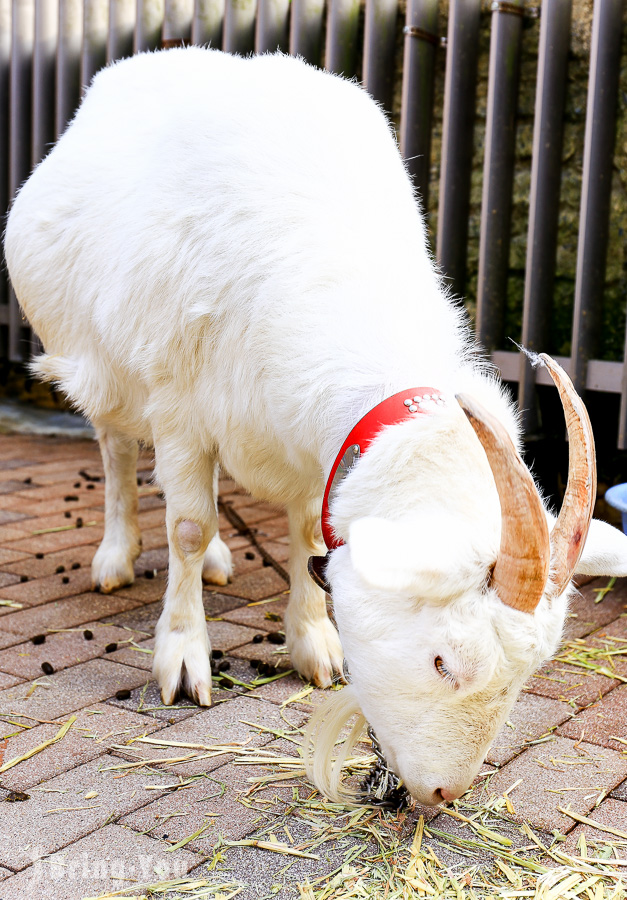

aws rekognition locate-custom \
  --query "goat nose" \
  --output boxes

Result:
[438,787,463,803]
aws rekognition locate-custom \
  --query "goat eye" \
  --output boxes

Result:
[434,655,457,686]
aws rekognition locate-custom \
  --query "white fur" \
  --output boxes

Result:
[5,48,627,804]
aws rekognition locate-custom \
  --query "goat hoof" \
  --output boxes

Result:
[285,616,344,689]
[153,624,213,708]
[189,681,212,707]
[202,534,233,586]
[91,543,138,593]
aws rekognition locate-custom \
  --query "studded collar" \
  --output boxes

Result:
[308,388,445,592]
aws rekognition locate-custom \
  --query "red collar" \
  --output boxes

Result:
[321,388,445,550]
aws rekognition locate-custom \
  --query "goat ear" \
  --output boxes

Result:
[573,517,627,577]
[348,516,479,597]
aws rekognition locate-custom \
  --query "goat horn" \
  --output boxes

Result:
[539,353,596,596]
[456,393,550,614]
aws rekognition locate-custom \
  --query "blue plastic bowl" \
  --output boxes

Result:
[605,483,627,534]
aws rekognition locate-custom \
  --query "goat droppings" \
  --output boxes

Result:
[115,689,131,700]
[32,634,46,645]
[83,630,94,641]
[266,631,285,644]
[105,642,118,653]
[41,662,54,675]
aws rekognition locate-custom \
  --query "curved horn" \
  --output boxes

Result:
[539,353,596,596]
[456,394,550,614]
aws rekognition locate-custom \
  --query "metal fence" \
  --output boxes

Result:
[0,0,625,442]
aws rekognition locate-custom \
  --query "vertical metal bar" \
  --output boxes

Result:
[255,0,288,53]
[192,0,223,47]
[56,0,83,139]
[289,0,323,65]
[325,0,359,78]
[108,0,135,61]
[518,1,572,434]
[475,0,523,351]
[399,0,438,210]
[571,0,623,398]
[435,0,480,298]
[135,0,164,51]
[33,0,58,165]
[0,0,12,315]
[9,0,34,361]
[362,0,397,113]
[82,0,108,89]
[223,0,255,53]
[162,0,192,45]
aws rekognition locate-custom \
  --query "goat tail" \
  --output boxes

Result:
[30,352,77,386]
[301,684,367,803]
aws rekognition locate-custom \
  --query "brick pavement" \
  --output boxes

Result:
[0,433,626,897]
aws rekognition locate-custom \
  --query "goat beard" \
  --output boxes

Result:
[302,683,367,802]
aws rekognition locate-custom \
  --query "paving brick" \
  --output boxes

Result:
[0,571,20,588]
[221,595,290,631]
[575,616,627,679]
[0,659,150,723]
[564,580,627,640]
[9,482,105,506]
[483,736,627,833]
[230,639,292,669]
[107,679,210,724]
[0,457,40,472]
[207,620,260,652]
[0,672,24,690]
[252,518,290,541]
[15,507,104,537]
[0,591,144,638]
[0,631,26,651]
[116,573,167,604]
[203,591,250,618]
[561,798,627,855]
[0,756,175,871]
[105,638,154,671]
[0,544,94,579]
[0,509,29,524]
[104,600,162,634]
[120,768,266,849]
[140,525,168,551]
[486,693,574,766]
[0,702,163,791]
[110,697,306,778]
[557,684,627,753]
[0,568,94,606]
[0,547,33,565]
[524,657,620,708]
[134,547,169,575]
[247,672,330,713]
[0,621,148,679]
[0,825,201,900]
[0,523,34,542]
[5,522,105,555]
[611,777,627,801]
[216,568,289,601]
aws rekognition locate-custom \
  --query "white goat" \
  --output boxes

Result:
[5,48,627,807]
